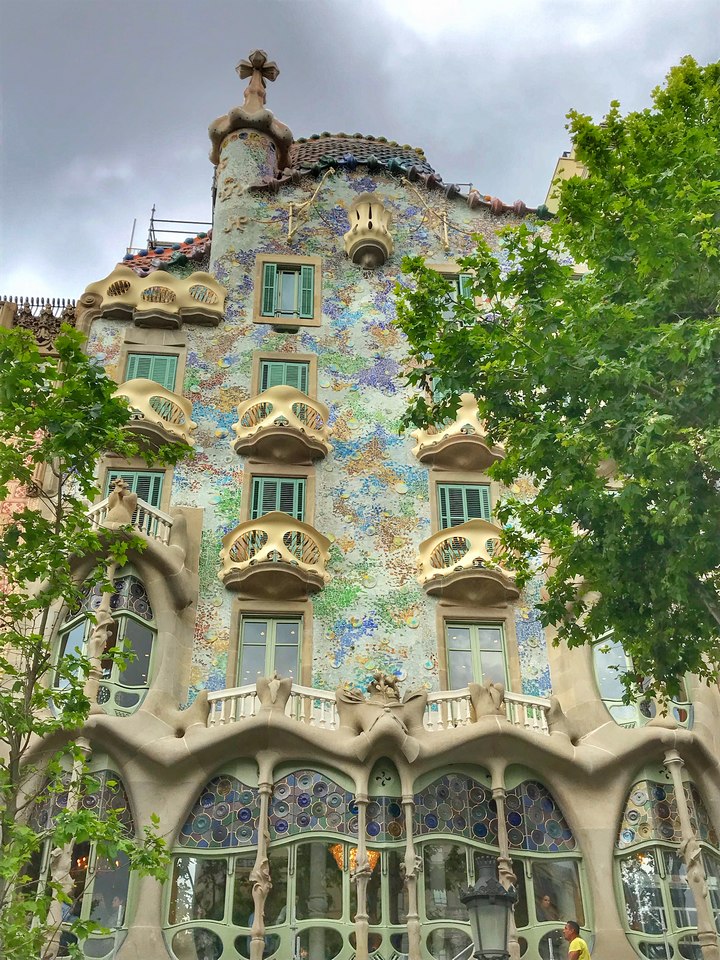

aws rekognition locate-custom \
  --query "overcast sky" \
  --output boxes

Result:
[1,0,718,300]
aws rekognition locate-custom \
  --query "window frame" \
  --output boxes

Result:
[253,254,322,328]
[228,599,313,687]
[443,620,509,691]
[429,469,499,535]
[436,481,492,530]
[437,605,522,693]
[114,329,187,394]
[99,459,174,514]
[251,351,318,398]
[240,465,316,527]
[236,614,303,686]
[124,352,179,391]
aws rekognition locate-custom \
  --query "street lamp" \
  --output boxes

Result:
[459,856,517,960]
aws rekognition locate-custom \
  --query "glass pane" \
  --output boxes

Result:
[69,841,90,916]
[295,842,343,921]
[275,621,300,646]
[296,928,343,960]
[448,650,474,689]
[446,626,472,650]
[703,852,720,930]
[57,622,87,685]
[388,849,409,924]
[532,860,584,925]
[239,644,266,685]
[234,932,281,959]
[423,843,469,920]
[232,854,256,927]
[426,927,472,960]
[664,850,697,929]
[478,627,503,651]
[264,847,289,926]
[118,618,154,686]
[168,856,227,924]
[480,649,506,686]
[593,637,628,701]
[273,645,299,680]
[621,852,667,934]
[170,928,224,960]
[512,862,528,928]
[538,929,569,960]
[278,272,298,314]
[88,851,130,927]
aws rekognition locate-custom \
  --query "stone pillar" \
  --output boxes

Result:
[85,561,117,712]
[493,784,520,960]
[249,757,274,960]
[664,750,720,960]
[402,795,422,960]
[352,794,370,960]
[307,842,329,958]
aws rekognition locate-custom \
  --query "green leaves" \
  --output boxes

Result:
[396,57,720,700]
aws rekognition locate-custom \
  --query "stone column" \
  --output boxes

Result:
[249,755,274,960]
[664,750,720,960]
[85,561,117,712]
[352,794,370,960]
[307,843,329,958]
[402,794,422,960]
[492,784,520,960]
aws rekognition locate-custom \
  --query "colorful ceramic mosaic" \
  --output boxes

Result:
[178,775,260,848]
[618,779,718,849]
[505,780,575,853]
[414,775,499,845]
[269,769,356,840]
[32,769,133,835]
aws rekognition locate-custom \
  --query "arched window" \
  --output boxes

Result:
[56,573,156,716]
[616,768,720,959]
[29,770,134,959]
[593,632,692,729]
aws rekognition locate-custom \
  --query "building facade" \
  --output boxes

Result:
[5,49,720,960]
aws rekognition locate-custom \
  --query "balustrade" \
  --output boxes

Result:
[411,393,504,471]
[87,496,174,544]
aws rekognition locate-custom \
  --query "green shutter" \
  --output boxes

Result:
[458,274,473,299]
[299,265,314,319]
[106,470,164,508]
[251,477,305,521]
[438,483,491,529]
[261,263,278,316]
[260,360,309,393]
[126,354,178,391]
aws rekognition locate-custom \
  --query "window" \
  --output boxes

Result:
[442,273,473,321]
[56,575,156,715]
[238,616,301,683]
[250,476,305,521]
[259,359,310,394]
[261,263,314,320]
[445,622,507,689]
[124,353,178,391]
[437,482,491,529]
[105,469,164,508]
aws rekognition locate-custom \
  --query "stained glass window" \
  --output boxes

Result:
[505,780,576,853]
[269,769,355,840]
[178,775,260,848]
[414,774,498,845]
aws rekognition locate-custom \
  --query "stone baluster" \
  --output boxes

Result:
[664,750,720,960]
[402,794,422,960]
[353,793,371,960]
[249,755,274,960]
[492,782,520,960]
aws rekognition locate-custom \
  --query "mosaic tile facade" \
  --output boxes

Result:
[86,134,554,704]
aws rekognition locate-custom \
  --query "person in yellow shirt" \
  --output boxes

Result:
[563,920,591,960]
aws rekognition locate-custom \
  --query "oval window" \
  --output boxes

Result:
[296,928,343,959]
[171,928,223,960]
[426,928,472,959]
[234,932,281,959]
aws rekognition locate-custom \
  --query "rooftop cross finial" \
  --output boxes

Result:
[236,49,279,113]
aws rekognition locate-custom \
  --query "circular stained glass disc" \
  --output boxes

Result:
[437,803,452,820]
[297,774,313,789]
[508,811,522,827]
[327,812,342,828]
[274,784,290,800]
[660,823,676,840]
[297,794,311,808]
[626,809,640,824]
[437,784,450,801]
[423,796,438,811]
[621,829,635,844]
[508,827,524,846]
[546,820,563,838]
[193,814,211,833]
[527,805,544,825]
[653,787,666,801]
[505,793,521,811]
[452,816,467,832]
[216,778,233,795]
[313,780,328,797]
[311,801,325,817]
[656,802,671,820]
[425,814,439,830]
[238,807,253,823]
[473,822,488,839]
[274,820,288,833]
[200,793,214,809]
[214,803,230,820]
[272,801,289,817]
[449,777,465,793]
[388,802,402,818]
[525,783,541,800]
[212,825,228,843]
[632,790,648,805]
[297,814,311,828]
[367,821,381,837]
[328,794,343,809]
[469,787,486,803]
[531,828,545,845]
[388,821,403,838]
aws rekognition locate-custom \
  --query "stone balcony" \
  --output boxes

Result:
[220,511,330,598]
[411,393,504,471]
[206,680,551,735]
[231,386,331,463]
[418,518,520,605]
[114,378,197,447]
[88,494,174,544]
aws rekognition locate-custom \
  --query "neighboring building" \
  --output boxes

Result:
[4,49,720,960]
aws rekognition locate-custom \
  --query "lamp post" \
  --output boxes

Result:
[459,856,517,960]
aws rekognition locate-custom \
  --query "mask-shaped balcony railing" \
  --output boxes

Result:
[114,378,197,447]
[232,386,331,463]
[418,518,520,606]
[220,511,331,598]
[411,393,504,471]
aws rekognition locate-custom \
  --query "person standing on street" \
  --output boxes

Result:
[563,920,591,960]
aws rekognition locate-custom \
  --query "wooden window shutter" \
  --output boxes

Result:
[251,477,305,521]
[437,483,490,529]
[126,354,178,391]
[261,263,278,316]
[260,360,309,393]
[299,265,314,319]
[458,274,473,299]
[105,470,164,508]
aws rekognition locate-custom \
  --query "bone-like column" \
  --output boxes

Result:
[493,783,520,960]
[352,793,371,960]
[249,755,274,960]
[402,794,422,960]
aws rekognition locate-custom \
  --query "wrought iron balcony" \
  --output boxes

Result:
[418,518,520,605]
[232,386,331,463]
[114,378,197,447]
[220,511,330,598]
[411,393,504,471]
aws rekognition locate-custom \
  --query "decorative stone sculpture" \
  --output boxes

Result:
[469,679,506,718]
[256,673,293,712]
[335,672,427,761]
[344,193,394,268]
[103,477,137,528]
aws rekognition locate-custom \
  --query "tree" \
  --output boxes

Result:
[0,325,189,958]
[396,57,720,700]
